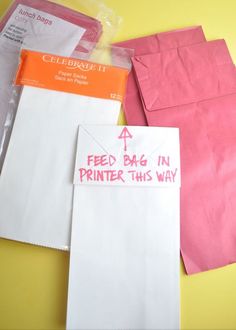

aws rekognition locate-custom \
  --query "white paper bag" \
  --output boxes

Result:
[67,125,181,330]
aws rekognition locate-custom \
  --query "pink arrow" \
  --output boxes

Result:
[118,127,133,152]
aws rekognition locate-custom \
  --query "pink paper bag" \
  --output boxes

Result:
[132,39,236,274]
[115,26,206,126]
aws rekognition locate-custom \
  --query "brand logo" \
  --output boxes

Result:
[42,55,106,72]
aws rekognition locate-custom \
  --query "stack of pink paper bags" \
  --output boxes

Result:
[116,27,236,275]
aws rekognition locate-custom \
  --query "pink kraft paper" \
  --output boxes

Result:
[132,39,236,274]
[0,0,102,50]
[115,26,206,126]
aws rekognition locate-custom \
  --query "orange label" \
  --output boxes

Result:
[15,50,129,102]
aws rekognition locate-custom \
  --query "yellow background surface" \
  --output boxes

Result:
[1,0,236,329]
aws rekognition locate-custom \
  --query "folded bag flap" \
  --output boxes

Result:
[74,125,181,188]
[132,39,236,112]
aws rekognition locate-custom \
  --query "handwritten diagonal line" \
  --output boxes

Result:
[80,126,111,155]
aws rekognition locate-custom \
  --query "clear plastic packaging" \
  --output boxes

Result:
[72,41,134,70]
[51,0,122,47]
[0,0,122,173]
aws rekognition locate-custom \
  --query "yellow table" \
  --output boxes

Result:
[1,0,236,329]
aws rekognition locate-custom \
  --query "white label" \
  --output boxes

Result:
[0,4,85,50]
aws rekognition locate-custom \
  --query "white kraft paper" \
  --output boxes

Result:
[0,87,121,250]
